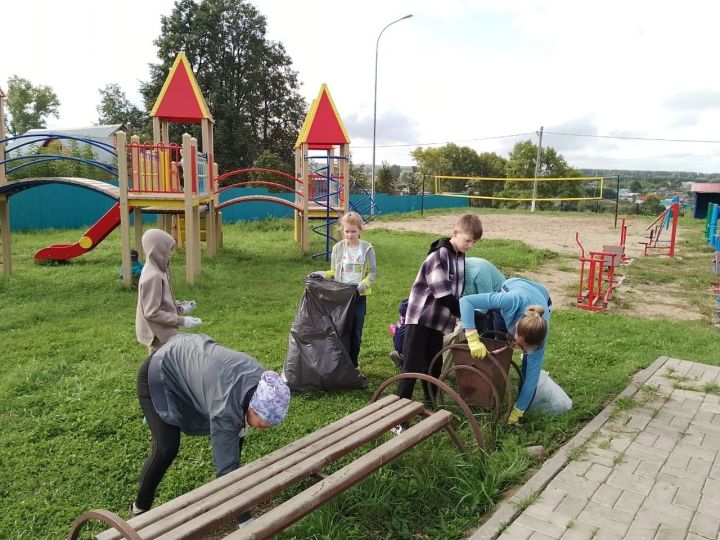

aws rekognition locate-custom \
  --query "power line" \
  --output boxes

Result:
[544,131,720,144]
[351,131,535,149]
[350,129,720,150]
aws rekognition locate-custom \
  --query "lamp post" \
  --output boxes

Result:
[371,13,412,215]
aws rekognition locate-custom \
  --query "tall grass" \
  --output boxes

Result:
[0,215,717,539]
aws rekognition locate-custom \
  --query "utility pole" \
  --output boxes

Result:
[530,126,544,213]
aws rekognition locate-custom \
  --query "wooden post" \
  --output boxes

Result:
[133,207,143,260]
[182,134,196,284]
[0,88,11,276]
[117,132,132,288]
[300,143,309,252]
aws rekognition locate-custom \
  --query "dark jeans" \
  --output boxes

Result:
[396,324,444,405]
[473,309,507,335]
[135,358,249,520]
[349,294,367,367]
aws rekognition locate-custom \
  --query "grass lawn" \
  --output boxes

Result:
[1,213,718,539]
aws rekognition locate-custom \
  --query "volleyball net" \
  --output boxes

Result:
[434,175,605,202]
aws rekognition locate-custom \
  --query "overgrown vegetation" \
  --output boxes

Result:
[1,216,718,538]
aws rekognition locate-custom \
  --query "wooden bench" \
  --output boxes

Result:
[68,393,465,540]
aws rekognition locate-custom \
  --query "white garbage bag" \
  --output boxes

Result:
[528,370,572,414]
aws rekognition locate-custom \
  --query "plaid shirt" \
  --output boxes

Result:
[405,238,465,333]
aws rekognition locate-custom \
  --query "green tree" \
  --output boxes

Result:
[96,83,149,138]
[630,179,643,193]
[250,149,292,190]
[502,140,581,209]
[140,0,307,172]
[350,163,370,194]
[411,144,506,205]
[5,75,60,135]
[376,161,397,194]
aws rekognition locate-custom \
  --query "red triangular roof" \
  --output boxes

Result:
[150,52,213,123]
[295,84,349,148]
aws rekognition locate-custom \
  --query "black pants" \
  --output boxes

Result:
[135,359,250,522]
[396,324,444,405]
[135,357,181,510]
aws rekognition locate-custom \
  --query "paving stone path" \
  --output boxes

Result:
[469,357,720,540]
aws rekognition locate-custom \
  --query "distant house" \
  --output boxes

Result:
[5,124,127,165]
[690,183,720,219]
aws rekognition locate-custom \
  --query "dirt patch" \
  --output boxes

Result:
[369,213,701,321]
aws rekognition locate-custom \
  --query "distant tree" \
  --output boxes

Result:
[96,83,149,138]
[502,140,581,209]
[141,0,307,172]
[642,194,665,215]
[411,144,506,203]
[350,163,370,193]
[250,149,293,190]
[399,169,422,195]
[630,179,643,193]
[5,75,60,135]
[376,161,398,194]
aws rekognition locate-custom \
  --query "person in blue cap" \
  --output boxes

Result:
[130,333,291,522]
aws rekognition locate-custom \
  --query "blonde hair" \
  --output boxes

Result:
[515,305,547,347]
[455,213,483,241]
[338,211,364,232]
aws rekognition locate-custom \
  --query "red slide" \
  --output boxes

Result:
[34,203,121,261]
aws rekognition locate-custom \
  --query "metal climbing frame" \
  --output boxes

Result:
[576,232,618,312]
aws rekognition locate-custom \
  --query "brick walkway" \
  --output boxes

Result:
[469,357,720,540]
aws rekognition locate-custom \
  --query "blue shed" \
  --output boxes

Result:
[691,183,720,219]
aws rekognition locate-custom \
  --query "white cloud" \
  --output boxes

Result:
[4,0,720,172]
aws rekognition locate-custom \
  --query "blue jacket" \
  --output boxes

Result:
[459,277,551,411]
[148,333,265,476]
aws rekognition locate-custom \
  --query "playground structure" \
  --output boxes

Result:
[705,202,720,299]
[640,199,679,258]
[0,54,367,284]
[575,221,630,312]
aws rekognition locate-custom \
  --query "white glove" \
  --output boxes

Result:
[357,282,367,294]
[178,300,197,315]
[182,316,202,328]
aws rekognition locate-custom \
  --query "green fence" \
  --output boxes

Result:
[7,184,466,231]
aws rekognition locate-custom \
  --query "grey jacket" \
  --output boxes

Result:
[325,239,377,295]
[135,229,184,346]
[148,333,266,476]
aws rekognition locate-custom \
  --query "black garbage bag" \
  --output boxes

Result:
[283,277,367,392]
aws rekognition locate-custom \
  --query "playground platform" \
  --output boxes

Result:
[469,356,720,540]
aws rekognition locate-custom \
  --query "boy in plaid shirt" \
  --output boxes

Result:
[396,213,483,406]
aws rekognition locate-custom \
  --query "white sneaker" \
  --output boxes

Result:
[178,300,197,315]
[390,425,405,436]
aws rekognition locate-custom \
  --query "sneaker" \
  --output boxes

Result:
[389,351,404,370]
[129,501,147,518]
[390,425,405,436]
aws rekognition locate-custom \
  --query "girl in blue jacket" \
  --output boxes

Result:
[459,277,551,425]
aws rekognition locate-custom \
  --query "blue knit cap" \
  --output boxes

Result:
[249,371,291,425]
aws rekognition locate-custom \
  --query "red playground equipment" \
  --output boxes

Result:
[575,232,620,312]
[641,202,679,257]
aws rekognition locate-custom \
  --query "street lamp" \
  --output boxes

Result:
[371,13,412,215]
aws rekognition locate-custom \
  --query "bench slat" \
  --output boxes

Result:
[154,400,425,540]
[228,410,454,540]
[97,395,402,540]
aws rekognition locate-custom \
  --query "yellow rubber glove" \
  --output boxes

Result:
[465,329,487,359]
[507,406,524,426]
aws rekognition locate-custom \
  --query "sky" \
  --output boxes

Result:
[5,0,720,173]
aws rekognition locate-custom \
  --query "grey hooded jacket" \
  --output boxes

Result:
[148,333,266,476]
[135,229,184,346]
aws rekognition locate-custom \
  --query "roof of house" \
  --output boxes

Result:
[690,183,720,194]
[5,124,125,165]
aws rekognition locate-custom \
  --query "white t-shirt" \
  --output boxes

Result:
[340,244,364,284]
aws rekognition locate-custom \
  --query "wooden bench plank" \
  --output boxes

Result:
[228,410,454,540]
[97,396,421,540]
[154,400,424,540]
